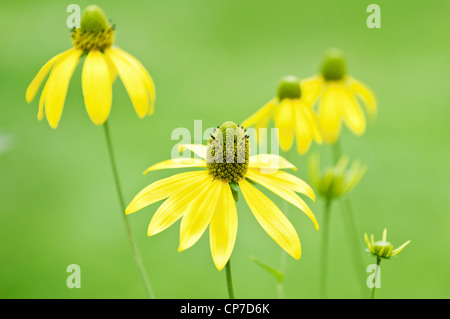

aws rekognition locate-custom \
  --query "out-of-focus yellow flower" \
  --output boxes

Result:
[308,153,367,200]
[365,228,411,259]
[126,121,319,271]
[242,76,322,155]
[26,5,155,128]
[303,48,376,144]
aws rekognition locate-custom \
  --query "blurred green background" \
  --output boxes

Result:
[1,0,449,299]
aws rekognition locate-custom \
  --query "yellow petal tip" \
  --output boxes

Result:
[215,264,225,271]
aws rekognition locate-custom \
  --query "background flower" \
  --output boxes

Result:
[242,76,322,154]
[26,5,155,128]
[303,48,376,144]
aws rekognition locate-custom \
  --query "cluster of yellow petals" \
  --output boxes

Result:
[126,144,318,271]
[242,64,377,153]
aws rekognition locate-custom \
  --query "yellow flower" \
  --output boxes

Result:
[365,228,410,259]
[308,153,367,200]
[25,5,155,129]
[303,48,377,144]
[126,121,319,271]
[242,76,322,155]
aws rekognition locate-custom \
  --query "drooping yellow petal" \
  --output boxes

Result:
[82,50,112,125]
[248,154,297,173]
[319,85,343,144]
[364,233,371,250]
[209,182,238,271]
[26,49,73,103]
[148,173,213,236]
[177,144,207,159]
[126,171,207,215]
[301,76,323,106]
[44,49,82,129]
[38,79,49,121]
[339,86,366,135]
[293,102,313,155]
[274,99,295,152]
[240,179,301,259]
[249,169,315,201]
[392,240,411,257]
[103,53,118,83]
[106,48,149,118]
[300,100,322,143]
[242,99,276,128]
[242,99,277,142]
[178,179,224,251]
[245,170,318,230]
[143,158,205,174]
[113,48,155,104]
[349,77,377,117]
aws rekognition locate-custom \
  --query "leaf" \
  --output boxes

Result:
[250,256,285,284]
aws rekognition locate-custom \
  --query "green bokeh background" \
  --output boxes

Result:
[1,0,449,299]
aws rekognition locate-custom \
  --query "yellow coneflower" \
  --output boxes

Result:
[242,76,322,155]
[303,48,377,144]
[126,121,319,271]
[25,5,155,128]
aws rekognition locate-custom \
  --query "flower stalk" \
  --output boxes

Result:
[371,256,381,299]
[103,121,154,298]
[319,199,332,298]
[332,140,366,297]
[225,260,235,299]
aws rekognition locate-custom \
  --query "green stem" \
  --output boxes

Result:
[225,260,235,299]
[103,121,154,299]
[224,195,239,299]
[332,139,366,297]
[319,199,332,298]
[371,257,381,299]
[341,198,366,297]
[331,139,342,164]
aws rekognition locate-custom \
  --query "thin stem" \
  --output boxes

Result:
[331,139,342,164]
[341,198,367,297]
[319,199,332,298]
[372,257,381,299]
[103,121,154,299]
[225,260,235,299]
[332,139,366,297]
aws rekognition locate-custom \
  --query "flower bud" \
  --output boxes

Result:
[365,229,411,259]
[308,153,366,200]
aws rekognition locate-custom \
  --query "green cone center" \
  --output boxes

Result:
[372,241,394,258]
[277,75,301,100]
[321,48,346,81]
[72,5,115,52]
[80,5,108,33]
[206,121,249,183]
